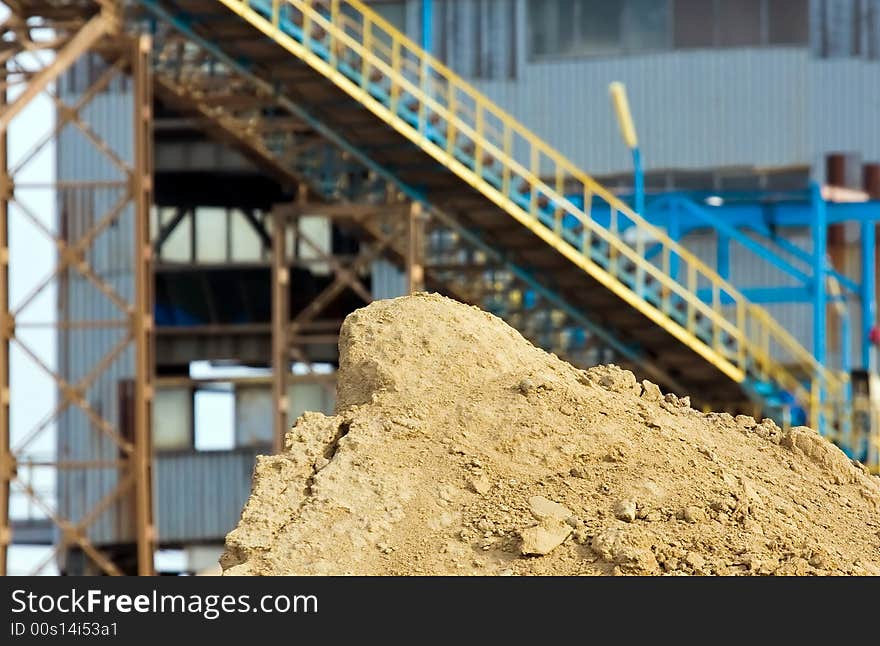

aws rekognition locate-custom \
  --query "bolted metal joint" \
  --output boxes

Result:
[0,452,17,481]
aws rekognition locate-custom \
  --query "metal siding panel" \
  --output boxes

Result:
[393,2,880,177]
[371,258,407,299]
[154,449,262,543]
[472,48,810,176]
[809,60,880,174]
[57,79,136,546]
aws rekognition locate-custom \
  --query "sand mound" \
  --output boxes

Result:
[221,293,880,575]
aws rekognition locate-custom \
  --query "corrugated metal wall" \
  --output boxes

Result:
[153,448,263,544]
[399,0,880,177]
[372,258,408,299]
[57,69,138,546]
[809,60,880,171]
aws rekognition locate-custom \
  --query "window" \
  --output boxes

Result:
[194,387,235,451]
[623,0,670,51]
[530,0,809,59]
[595,167,811,193]
[768,0,810,45]
[817,0,880,59]
[529,0,632,57]
[673,0,714,48]
[370,0,406,32]
[676,0,809,49]
[717,0,762,47]
[528,0,671,57]
[433,0,518,80]
[576,1,622,56]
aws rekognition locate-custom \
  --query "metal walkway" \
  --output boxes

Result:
[140,0,846,431]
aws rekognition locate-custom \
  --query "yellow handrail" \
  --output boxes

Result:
[215,0,846,428]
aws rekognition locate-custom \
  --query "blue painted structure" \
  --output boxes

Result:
[635,189,877,368]
[631,147,644,217]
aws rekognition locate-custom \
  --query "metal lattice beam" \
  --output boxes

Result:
[0,7,155,575]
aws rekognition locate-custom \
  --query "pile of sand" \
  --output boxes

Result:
[221,293,880,575]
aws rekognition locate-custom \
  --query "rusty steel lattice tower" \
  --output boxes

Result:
[0,3,155,575]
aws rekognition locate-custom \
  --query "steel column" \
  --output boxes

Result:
[0,83,8,576]
[421,0,432,53]
[861,218,875,370]
[811,183,828,432]
[632,147,644,216]
[717,231,730,281]
[812,183,828,369]
[271,206,290,454]
[0,14,156,574]
[131,33,156,577]
[407,201,424,294]
[668,201,680,281]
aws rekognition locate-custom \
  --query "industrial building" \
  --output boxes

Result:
[1,0,879,575]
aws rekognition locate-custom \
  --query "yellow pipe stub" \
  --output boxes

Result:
[609,81,638,149]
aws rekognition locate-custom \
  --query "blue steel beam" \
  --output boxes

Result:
[658,196,813,286]
[862,218,876,369]
[646,195,861,296]
[639,195,880,227]
[812,183,827,371]
[694,286,848,304]
[717,231,730,280]
[632,147,644,216]
[579,197,857,295]
[422,0,432,52]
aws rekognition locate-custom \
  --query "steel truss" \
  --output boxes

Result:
[143,5,674,385]
[0,4,155,575]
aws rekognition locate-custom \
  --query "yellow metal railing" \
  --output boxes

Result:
[215,0,847,428]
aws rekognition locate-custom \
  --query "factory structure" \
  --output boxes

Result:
[2,0,880,575]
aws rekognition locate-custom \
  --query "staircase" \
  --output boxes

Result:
[145,3,679,386]
[144,0,846,432]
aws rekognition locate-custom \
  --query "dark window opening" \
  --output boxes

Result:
[530,0,809,59]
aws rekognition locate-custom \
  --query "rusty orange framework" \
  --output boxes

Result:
[0,5,155,575]
[268,198,424,451]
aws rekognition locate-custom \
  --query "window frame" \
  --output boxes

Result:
[526,0,810,62]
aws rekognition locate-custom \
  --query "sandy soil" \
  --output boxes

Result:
[221,293,880,575]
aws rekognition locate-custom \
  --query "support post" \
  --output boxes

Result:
[841,307,851,375]
[811,183,827,431]
[421,0,432,52]
[272,206,290,454]
[717,231,730,280]
[632,147,644,216]
[407,201,425,293]
[132,34,155,576]
[812,183,828,368]
[861,218,875,371]
[863,163,880,372]
[668,201,680,282]
[0,83,8,576]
